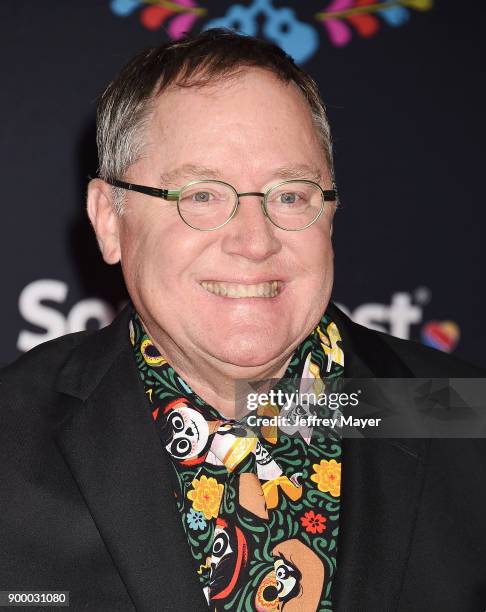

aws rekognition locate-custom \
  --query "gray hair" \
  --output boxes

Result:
[96,29,335,215]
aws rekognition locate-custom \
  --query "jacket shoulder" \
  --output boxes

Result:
[0,330,92,390]
[327,302,484,377]
[371,327,484,377]
[1,304,134,406]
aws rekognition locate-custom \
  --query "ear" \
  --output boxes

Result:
[86,178,121,264]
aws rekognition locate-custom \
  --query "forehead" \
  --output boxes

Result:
[145,68,328,183]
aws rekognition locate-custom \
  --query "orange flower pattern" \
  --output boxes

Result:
[187,475,224,520]
[131,309,344,611]
[311,458,342,498]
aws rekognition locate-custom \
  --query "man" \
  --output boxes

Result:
[1,29,485,612]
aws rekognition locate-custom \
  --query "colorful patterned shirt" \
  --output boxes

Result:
[130,309,344,611]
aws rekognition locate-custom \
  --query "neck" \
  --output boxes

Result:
[140,316,294,419]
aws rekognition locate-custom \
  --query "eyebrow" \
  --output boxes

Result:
[159,164,220,185]
[159,163,324,186]
[272,164,324,183]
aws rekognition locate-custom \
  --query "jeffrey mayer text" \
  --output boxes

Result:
[246,414,382,429]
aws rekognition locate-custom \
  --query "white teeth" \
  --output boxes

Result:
[201,281,279,298]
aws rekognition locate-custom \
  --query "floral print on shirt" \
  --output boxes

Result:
[130,309,344,611]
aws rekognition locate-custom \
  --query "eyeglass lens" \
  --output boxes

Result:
[177,180,324,230]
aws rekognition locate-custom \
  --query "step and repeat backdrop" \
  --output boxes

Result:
[1,0,484,367]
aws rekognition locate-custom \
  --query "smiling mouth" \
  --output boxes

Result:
[200,280,279,298]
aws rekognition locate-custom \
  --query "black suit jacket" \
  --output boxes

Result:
[1,303,485,612]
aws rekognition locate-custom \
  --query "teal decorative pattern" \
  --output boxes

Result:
[130,309,344,611]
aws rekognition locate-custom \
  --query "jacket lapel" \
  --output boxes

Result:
[333,436,428,610]
[53,306,208,612]
[328,303,429,611]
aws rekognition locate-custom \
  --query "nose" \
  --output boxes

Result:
[221,193,281,261]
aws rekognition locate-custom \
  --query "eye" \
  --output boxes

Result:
[256,572,280,610]
[266,182,319,214]
[180,187,228,205]
[169,436,191,458]
[269,189,305,207]
[212,530,232,563]
[274,559,300,601]
[278,191,298,204]
[193,191,212,202]
[175,437,190,455]
[169,412,184,432]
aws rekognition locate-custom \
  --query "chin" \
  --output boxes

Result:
[209,332,286,369]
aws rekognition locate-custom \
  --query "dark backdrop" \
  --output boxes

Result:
[1,0,484,367]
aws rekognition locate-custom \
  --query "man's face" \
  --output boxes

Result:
[107,68,335,369]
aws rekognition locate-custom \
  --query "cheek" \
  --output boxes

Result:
[289,224,333,279]
[285,226,334,324]
[120,218,202,290]
[311,222,334,273]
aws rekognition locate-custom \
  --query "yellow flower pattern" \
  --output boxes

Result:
[187,475,224,520]
[132,310,344,610]
[311,458,341,497]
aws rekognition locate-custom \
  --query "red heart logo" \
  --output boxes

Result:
[421,321,460,353]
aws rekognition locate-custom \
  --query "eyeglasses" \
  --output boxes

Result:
[106,177,337,232]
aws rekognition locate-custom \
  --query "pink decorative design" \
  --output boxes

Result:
[139,0,200,38]
[168,0,199,39]
[320,0,353,47]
